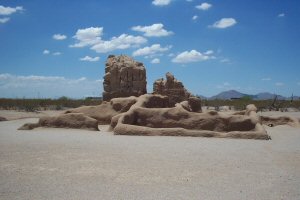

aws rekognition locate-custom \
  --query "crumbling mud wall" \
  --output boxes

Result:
[111,94,270,140]
[103,55,147,101]
[153,72,191,106]
[260,115,300,127]
[18,113,99,131]
[179,97,202,112]
[65,96,137,124]
[19,93,299,139]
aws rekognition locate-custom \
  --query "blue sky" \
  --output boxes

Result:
[0,0,299,98]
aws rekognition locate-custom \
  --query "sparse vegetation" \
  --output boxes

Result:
[1,96,300,112]
[201,98,300,111]
[0,97,102,112]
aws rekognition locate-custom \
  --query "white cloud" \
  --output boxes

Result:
[196,3,212,11]
[70,27,147,53]
[131,23,173,37]
[275,82,284,86]
[0,5,23,15]
[152,0,171,6]
[132,44,171,57]
[168,53,175,57]
[91,34,147,53]
[262,78,271,81]
[172,49,214,63]
[192,15,198,20]
[204,50,214,55]
[211,18,237,29]
[53,34,67,40]
[52,52,61,56]
[80,56,100,62]
[144,54,163,59]
[0,73,103,98]
[151,58,160,64]
[70,27,103,48]
[278,13,285,17]
[43,50,62,56]
[0,17,9,23]
[43,49,50,55]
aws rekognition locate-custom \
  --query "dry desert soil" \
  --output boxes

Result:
[0,110,300,200]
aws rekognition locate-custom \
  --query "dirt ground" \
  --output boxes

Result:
[0,111,300,200]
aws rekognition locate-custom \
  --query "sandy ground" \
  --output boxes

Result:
[0,110,64,121]
[0,112,300,200]
[258,111,300,118]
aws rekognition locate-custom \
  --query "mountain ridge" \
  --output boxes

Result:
[198,90,298,100]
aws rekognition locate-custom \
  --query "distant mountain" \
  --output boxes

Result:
[206,90,290,100]
[286,95,300,101]
[195,94,208,99]
[253,92,274,100]
[197,90,300,100]
[210,90,248,100]
[252,92,286,100]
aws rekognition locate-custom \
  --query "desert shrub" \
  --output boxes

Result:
[55,105,63,110]
[0,97,102,111]
[24,105,36,112]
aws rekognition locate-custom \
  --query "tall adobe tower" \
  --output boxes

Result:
[102,55,147,101]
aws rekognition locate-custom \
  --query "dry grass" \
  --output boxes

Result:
[0,97,102,112]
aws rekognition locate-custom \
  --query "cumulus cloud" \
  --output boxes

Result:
[152,0,171,6]
[0,5,23,15]
[151,58,160,64]
[70,27,103,48]
[70,27,147,53]
[53,34,67,40]
[172,49,214,63]
[0,5,23,24]
[91,34,147,53]
[131,23,173,37]
[0,17,9,23]
[43,49,50,55]
[0,73,103,98]
[52,52,61,56]
[211,18,237,29]
[195,2,212,10]
[132,44,171,57]
[192,15,198,20]
[278,13,285,17]
[80,56,100,62]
